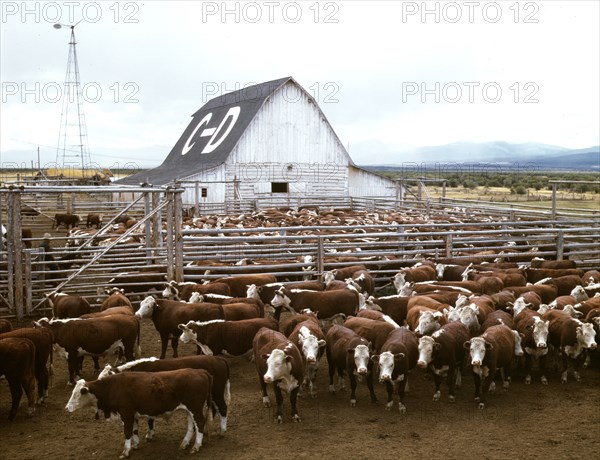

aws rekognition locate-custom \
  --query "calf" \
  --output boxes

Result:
[542,309,597,383]
[35,315,140,385]
[287,317,326,397]
[66,369,213,458]
[0,327,54,404]
[0,337,36,420]
[271,287,359,320]
[371,327,418,413]
[416,322,470,402]
[252,327,305,423]
[53,213,80,229]
[464,324,521,408]
[514,309,550,385]
[47,292,91,319]
[135,296,224,358]
[179,318,279,356]
[99,355,230,435]
[325,324,376,406]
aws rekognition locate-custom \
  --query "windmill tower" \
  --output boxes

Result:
[54,21,92,173]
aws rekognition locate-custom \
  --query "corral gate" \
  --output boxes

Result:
[0,186,183,321]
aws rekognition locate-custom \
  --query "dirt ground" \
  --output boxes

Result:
[1,318,599,460]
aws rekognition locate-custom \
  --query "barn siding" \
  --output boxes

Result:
[348,166,399,198]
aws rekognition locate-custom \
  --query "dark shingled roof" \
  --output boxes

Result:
[118,77,293,185]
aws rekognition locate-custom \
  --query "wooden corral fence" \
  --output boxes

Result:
[1,185,599,320]
[0,186,183,320]
[180,219,600,284]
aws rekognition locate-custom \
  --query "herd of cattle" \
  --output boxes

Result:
[1,255,600,458]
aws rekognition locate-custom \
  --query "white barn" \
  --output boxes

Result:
[119,77,401,209]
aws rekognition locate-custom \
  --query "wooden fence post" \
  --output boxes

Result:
[166,191,174,282]
[7,191,24,321]
[445,233,453,258]
[556,231,564,260]
[316,236,324,281]
[174,188,184,283]
[144,192,152,264]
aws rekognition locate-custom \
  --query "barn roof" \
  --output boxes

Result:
[118,76,294,185]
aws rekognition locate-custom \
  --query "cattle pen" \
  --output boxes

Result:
[1,184,599,320]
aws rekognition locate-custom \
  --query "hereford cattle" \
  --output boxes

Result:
[575,295,600,317]
[79,306,135,319]
[444,305,480,337]
[190,292,265,317]
[247,281,324,306]
[435,263,469,281]
[0,318,12,333]
[530,258,577,269]
[86,213,102,229]
[371,327,418,413]
[582,270,600,286]
[0,327,54,404]
[213,274,277,297]
[271,287,359,320]
[514,307,550,385]
[325,324,376,406]
[0,337,37,420]
[324,271,352,291]
[491,290,517,312]
[542,309,597,383]
[46,292,91,319]
[345,270,375,295]
[53,213,80,230]
[481,309,514,331]
[366,294,409,325]
[393,264,437,292]
[407,306,447,337]
[135,296,225,359]
[66,369,213,458]
[100,288,133,312]
[357,309,401,328]
[550,286,589,309]
[179,317,278,356]
[106,272,166,296]
[162,280,231,301]
[464,324,522,409]
[416,321,470,402]
[286,317,326,397]
[525,268,585,284]
[544,275,584,297]
[344,316,396,355]
[99,355,230,435]
[35,315,140,385]
[252,327,305,423]
[327,265,368,281]
[505,284,558,305]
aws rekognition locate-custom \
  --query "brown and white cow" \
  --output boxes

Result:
[344,270,375,295]
[0,337,36,420]
[542,309,597,383]
[135,296,225,358]
[246,281,325,306]
[162,280,231,301]
[371,327,418,413]
[252,327,305,423]
[34,315,140,385]
[286,316,326,397]
[514,307,550,385]
[406,306,447,337]
[99,355,230,435]
[464,324,522,409]
[100,288,133,312]
[325,324,376,406]
[213,274,277,298]
[178,317,279,356]
[66,369,213,458]
[47,292,91,319]
[344,316,396,355]
[271,287,359,319]
[416,322,470,402]
[0,327,54,404]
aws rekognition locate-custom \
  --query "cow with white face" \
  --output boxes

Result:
[325,324,376,406]
[417,322,470,403]
[372,327,418,413]
[508,297,533,317]
[544,309,597,383]
[253,328,305,423]
[414,310,446,337]
[458,306,481,337]
[464,324,519,409]
[287,319,326,398]
[515,308,550,385]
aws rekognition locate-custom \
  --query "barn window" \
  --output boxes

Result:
[201,187,208,198]
[271,182,288,193]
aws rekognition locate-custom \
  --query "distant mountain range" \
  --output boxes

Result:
[353,141,600,170]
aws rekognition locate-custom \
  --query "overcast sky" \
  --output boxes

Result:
[1,0,599,169]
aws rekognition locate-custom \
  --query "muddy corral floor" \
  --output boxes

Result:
[1,319,599,460]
